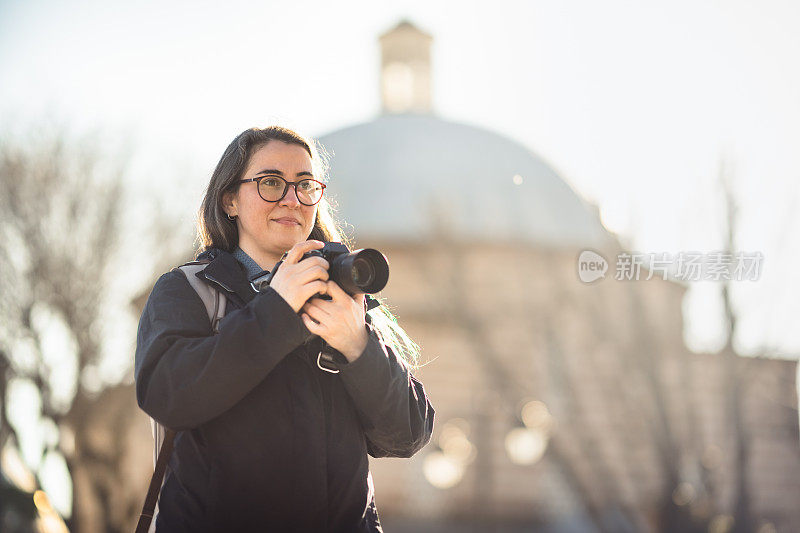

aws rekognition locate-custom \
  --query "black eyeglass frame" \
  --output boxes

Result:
[239,176,327,206]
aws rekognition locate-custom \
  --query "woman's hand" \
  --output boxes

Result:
[268,240,330,313]
[301,281,369,363]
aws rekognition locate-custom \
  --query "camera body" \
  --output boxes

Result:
[301,241,350,261]
[259,242,389,297]
[258,242,388,373]
[301,242,389,296]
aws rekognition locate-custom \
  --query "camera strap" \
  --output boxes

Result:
[317,342,348,373]
[365,295,380,311]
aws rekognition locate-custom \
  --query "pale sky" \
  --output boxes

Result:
[2,0,800,516]
[1,0,799,342]
[2,0,798,352]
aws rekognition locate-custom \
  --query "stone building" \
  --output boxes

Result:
[312,20,800,532]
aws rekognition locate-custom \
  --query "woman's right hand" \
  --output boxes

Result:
[268,240,330,313]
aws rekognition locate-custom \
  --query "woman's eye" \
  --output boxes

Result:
[262,178,281,187]
[299,181,314,191]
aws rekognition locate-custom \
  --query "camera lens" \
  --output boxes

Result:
[330,248,389,295]
[351,258,375,287]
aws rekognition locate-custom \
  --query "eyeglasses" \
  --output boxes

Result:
[239,175,326,206]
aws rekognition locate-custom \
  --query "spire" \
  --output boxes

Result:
[379,20,433,114]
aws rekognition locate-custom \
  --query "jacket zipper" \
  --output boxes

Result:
[203,273,234,294]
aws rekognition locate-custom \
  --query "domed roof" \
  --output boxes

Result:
[318,114,610,248]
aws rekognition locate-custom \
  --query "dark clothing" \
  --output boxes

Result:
[134,248,434,532]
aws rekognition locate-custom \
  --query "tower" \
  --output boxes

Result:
[379,20,433,114]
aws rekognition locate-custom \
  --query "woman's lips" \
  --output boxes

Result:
[272,217,300,226]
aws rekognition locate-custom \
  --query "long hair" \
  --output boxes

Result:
[197,126,339,252]
[196,126,421,368]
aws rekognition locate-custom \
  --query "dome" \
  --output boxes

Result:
[318,114,610,248]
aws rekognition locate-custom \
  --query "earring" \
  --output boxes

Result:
[227,213,236,221]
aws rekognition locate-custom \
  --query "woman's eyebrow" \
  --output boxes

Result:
[255,169,314,178]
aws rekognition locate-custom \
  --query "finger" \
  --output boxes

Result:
[300,280,329,303]
[296,265,329,285]
[284,240,324,265]
[326,280,350,302]
[296,256,330,272]
[349,292,366,312]
[301,311,320,325]
[303,300,333,322]
[302,313,324,334]
[305,295,334,310]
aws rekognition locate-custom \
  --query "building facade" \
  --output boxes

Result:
[313,20,800,532]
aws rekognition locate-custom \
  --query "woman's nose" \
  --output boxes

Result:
[279,184,301,207]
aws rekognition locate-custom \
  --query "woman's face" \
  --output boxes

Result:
[224,141,318,268]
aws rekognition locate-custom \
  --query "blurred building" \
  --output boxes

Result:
[314,20,800,533]
[120,19,800,533]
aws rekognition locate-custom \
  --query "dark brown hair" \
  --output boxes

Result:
[196,126,343,254]
[195,126,420,368]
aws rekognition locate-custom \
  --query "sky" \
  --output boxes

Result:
[2,0,798,350]
[0,0,798,348]
[2,0,800,517]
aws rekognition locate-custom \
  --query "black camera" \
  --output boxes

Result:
[261,242,388,373]
[262,242,389,296]
[302,242,389,295]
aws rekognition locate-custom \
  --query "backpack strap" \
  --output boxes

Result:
[175,262,228,334]
[137,261,226,533]
[135,426,176,533]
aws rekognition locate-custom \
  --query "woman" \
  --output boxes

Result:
[134,126,434,532]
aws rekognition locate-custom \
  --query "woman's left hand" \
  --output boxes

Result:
[301,281,368,363]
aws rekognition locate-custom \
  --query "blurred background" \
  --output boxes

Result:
[1,1,799,532]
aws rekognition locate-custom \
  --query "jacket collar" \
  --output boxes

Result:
[196,248,256,305]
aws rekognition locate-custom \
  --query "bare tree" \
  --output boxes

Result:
[0,125,164,531]
[717,161,754,533]
[423,231,641,533]
[420,231,755,532]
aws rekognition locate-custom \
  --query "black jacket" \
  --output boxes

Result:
[134,248,434,532]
